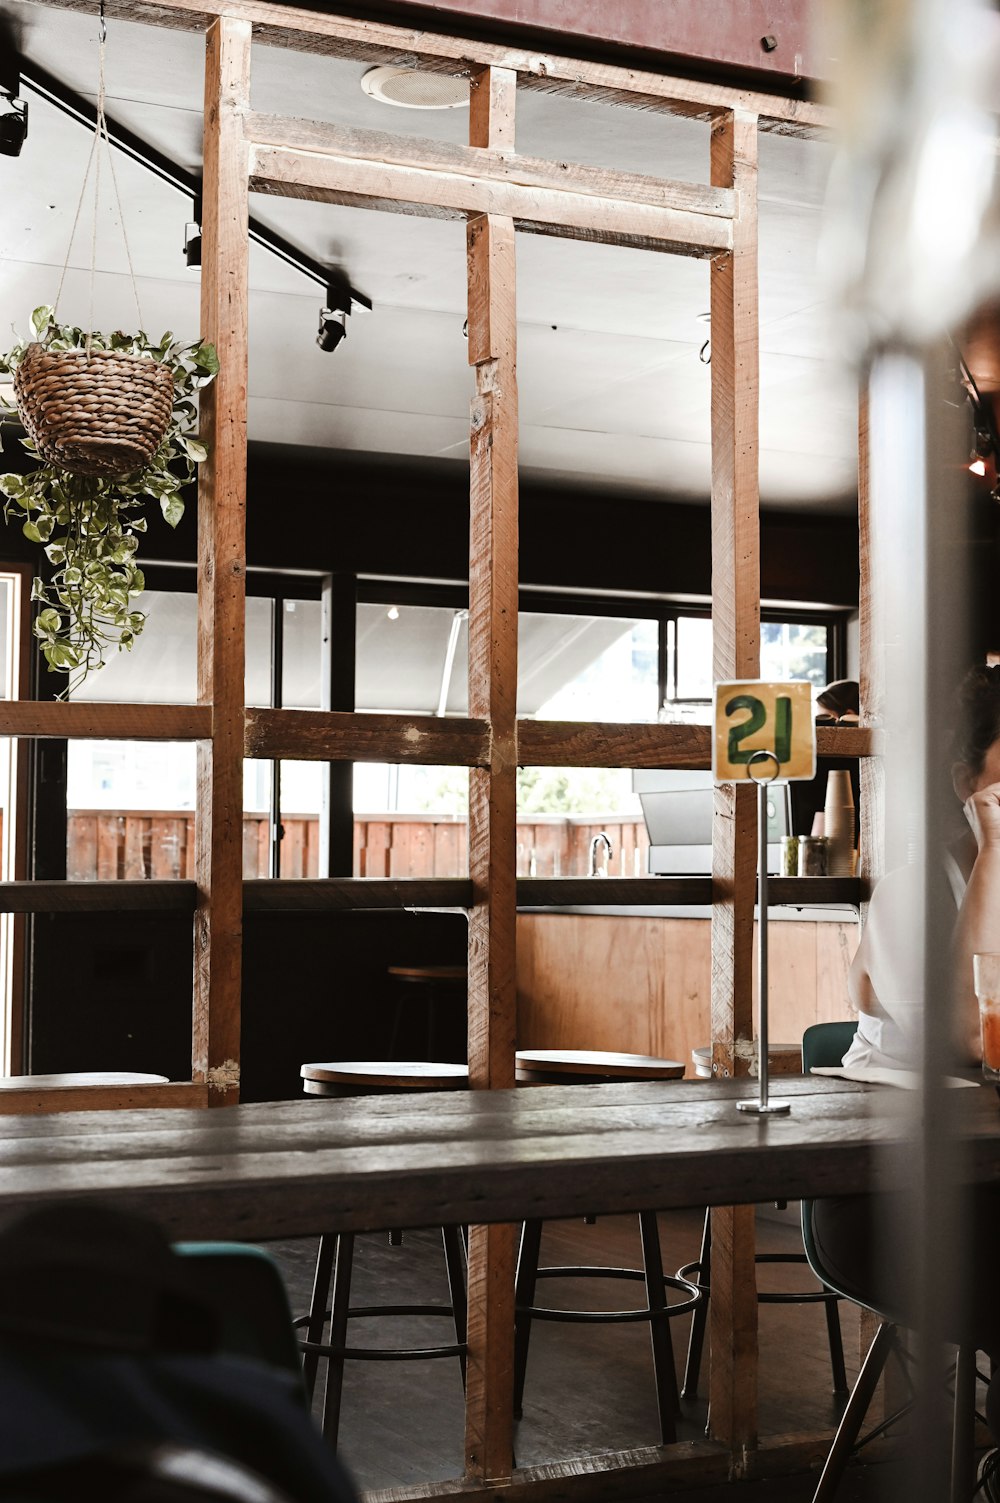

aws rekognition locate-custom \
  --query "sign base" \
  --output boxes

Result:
[736,1099,792,1115]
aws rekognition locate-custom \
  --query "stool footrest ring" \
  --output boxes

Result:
[521,1265,700,1323]
[678,1252,842,1307]
[296,1302,466,1361]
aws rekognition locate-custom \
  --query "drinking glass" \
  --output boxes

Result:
[973,953,1000,1082]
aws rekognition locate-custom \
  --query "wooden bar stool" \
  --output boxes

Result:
[297,1060,469,1450]
[0,1072,169,1088]
[513,1049,698,1445]
[386,965,467,1060]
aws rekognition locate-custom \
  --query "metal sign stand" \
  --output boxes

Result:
[737,749,791,1116]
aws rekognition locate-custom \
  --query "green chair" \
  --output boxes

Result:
[799,1021,969,1503]
[174,1242,306,1398]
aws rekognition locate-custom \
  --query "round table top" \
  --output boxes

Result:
[387,966,468,982]
[515,1049,685,1080]
[301,1061,469,1089]
[0,1072,169,1090]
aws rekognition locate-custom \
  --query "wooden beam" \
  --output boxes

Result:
[0,702,212,741]
[36,0,833,136]
[464,64,518,1488]
[249,143,731,258]
[243,878,472,911]
[362,1428,885,1503]
[245,115,735,221]
[0,880,197,912]
[0,1081,207,1114]
[708,107,761,1460]
[196,15,250,1109]
[244,708,491,765]
[242,714,875,770]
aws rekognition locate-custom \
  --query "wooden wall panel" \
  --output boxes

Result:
[516,915,857,1074]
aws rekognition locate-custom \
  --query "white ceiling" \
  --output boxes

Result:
[0,1,858,512]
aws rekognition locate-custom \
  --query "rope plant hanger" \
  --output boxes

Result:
[0,0,218,693]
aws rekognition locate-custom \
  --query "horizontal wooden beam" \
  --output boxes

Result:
[363,1429,868,1503]
[38,0,832,136]
[519,720,710,768]
[518,876,710,905]
[246,115,735,220]
[0,875,861,914]
[243,716,877,770]
[248,143,731,258]
[519,721,877,769]
[0,881,198,912]
[243,878,473,911]
[0,702,212,741]
[363,1442,729,1503]
[244,708,491,765]
[0,1081,207,1115]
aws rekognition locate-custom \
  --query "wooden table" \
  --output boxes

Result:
[2,1076,998,1242]
[2,1077,998,1501]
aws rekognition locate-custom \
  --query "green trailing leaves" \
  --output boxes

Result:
[0,310,218,695]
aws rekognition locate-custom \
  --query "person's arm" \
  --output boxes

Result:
[951,782,1000,1059]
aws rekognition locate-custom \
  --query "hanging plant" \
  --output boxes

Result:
[0,8,219,695]
[0,308,218,691]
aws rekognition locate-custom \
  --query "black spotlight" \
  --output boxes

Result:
[316,270,372,353]
[0,93,27,158]
[317,304,347,352]
[183,194,202,268]
[183,222,202,269]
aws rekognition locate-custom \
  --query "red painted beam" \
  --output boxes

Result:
[356,0,827,89]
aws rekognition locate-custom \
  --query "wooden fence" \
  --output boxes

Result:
[66,811,648,881]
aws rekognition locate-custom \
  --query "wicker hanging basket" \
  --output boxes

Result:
[13,342,175,479]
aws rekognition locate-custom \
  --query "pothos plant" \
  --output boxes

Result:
[0,306,219,694]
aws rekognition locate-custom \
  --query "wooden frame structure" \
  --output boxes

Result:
[0,0,877,1492]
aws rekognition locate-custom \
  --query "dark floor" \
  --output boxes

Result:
[264,1207,917,1498]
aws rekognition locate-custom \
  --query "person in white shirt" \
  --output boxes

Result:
[813,666,1000,1492]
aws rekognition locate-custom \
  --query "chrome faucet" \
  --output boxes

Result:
[589,831,613,877]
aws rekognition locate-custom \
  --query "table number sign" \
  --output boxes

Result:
[712,679,817,1117]
[712,679,817,783]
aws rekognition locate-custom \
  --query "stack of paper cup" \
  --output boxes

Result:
[824,769,855,877]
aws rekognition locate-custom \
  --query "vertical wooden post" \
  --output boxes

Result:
[464,63,518,1486]
[708,106,760,1464]
[195,16,250,1107]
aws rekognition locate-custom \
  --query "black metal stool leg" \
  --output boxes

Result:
[442,1224,468,1386]
[823,1290,848,1396]
[321,1232,355,1449]
[302,1234,336,1402]
[811,1321,895,1503]
[682,1208,712,1399]
[513,1220,543,1420]
[639,1210,679,1443]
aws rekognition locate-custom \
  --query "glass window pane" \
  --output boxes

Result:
[281,599,324,709]
[759,622,828,687]
[357,604,468,715]
[675,616,713,700]
[516,768,646,876]
[520,614,658,721]
[68,589,274,707]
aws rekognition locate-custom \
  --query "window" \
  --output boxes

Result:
[665,611,834,709]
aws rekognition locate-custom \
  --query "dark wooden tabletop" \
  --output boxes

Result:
[1,1077,998,1244]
